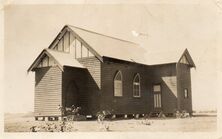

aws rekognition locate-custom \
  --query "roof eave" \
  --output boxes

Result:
[27,49,64,72]
[27,49,46,72]
[48,25,69,49]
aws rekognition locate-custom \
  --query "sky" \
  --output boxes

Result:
[3,1,222,113]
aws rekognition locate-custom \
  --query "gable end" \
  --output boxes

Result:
[27,50,63,72]
[48,25,103,62]
[178,49,196,68]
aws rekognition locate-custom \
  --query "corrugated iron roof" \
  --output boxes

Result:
[144,48,195,67]
[67,25,195,67]
[27,49,85,72]
[144,49,184,65]
[29,25,195,72]
[68,25,148,64]
[46,49,85,69]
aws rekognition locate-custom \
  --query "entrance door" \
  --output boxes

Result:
[65,82,78,107]
[153,84,162,109]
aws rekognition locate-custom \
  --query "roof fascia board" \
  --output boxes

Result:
[151,62,177,67]
[27,50,46,72]
[27,49,64,72]
[67,25,139,45]
[103,56,151,67]
[184,49,196,68]
[48,26,69,49]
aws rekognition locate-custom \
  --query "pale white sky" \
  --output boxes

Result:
[3,2,222,113]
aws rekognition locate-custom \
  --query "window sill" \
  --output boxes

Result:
[154,107,162,109]
[114,96,123,97]
[133,96,141,98]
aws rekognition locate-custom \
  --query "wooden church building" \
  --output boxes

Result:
[28,25,196,119]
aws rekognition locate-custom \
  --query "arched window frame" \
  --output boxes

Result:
[114,70,123,97]
[133,73,141,97]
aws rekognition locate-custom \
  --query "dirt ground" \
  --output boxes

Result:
[4,113,217,132]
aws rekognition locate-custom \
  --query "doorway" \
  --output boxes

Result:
[65,81,79,108]
[153,84,162,109]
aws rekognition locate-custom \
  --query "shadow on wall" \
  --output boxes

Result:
[161,76,178,113]
[65,81,79,108]
[63,67,101,115]
[35,67,51,86]
[86,70,101,114]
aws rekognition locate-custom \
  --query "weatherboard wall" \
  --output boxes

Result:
[77,56,101,114]
[100,58,153,115]
[176,63,192,113]
[150,64,178,113]
[77,56,101,89]
[100,58,181,114]
[34,66,62,117]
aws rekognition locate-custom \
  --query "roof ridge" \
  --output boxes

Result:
[66,24,139,46]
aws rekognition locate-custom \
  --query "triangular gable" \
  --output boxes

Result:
[28,49,61,72]
[27,49,85,72]
[30,25,196,68]
[178,49,196,68]
[36,54,57,68]
[67,25,146,64]
[180,55,189,64]
[48,25,147,64]
[48,25,102,61]
[67,26,103,61]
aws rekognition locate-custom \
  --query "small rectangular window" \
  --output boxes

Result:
[184,89,188,98]
[153,85,161,92]
[133,74,141,97]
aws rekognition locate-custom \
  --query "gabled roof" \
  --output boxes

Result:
[32,25,195,69]
[67,25,148,64]
[144,48,195,67]
[66,25,195,67]
[27,49,85,72]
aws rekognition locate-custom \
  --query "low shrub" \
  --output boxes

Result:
[30,105,82,132]
[96,110,111,131]
[174,109,190,118]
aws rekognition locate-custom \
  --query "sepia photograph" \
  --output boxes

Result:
[1,0,222,138]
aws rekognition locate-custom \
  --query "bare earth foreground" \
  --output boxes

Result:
[4,113,217,132]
